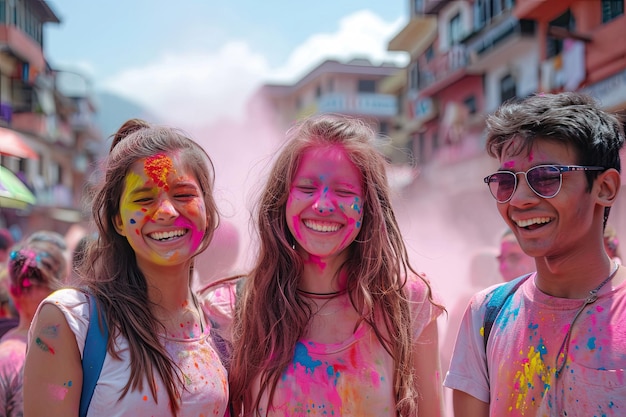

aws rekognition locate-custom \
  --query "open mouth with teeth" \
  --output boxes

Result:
[303,219,342,233]
[515,217,552,230]
[148,229,188,241]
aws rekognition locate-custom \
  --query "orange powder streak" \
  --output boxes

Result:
[144,154,174,191]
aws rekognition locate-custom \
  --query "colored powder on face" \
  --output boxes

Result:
[144,154,174,191]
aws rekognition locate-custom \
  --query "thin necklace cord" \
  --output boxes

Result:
[554,263,619,378]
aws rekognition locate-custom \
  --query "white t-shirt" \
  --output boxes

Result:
[31,288,229,417]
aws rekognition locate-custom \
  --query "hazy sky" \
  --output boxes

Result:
[45,1,409,129]
[43,1,418,275]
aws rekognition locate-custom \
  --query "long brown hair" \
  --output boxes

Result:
[79,119,218,416]
[229,114,440,416]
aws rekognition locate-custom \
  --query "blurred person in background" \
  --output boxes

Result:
[604,223,622,264]
[26,230,70,281]
[0,228,17,338]
[497,228,535,282]
[0,239,66,417]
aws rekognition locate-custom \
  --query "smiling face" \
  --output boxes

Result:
[115,152,207,269]
[497,138,599,259]
[286,145,364,264]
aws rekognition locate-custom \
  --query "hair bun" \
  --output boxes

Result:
[109,118,151,152]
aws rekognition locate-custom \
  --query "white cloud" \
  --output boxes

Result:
[100,41,269,129]
[268,10,408,83]
[99,10,408,129]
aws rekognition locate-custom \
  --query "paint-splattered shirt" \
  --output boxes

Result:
[33,288,229,417]
[444,273,626,416]
[253,276,442,417]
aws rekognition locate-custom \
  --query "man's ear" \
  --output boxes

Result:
[113,214,126,236]
[596,168,621,207]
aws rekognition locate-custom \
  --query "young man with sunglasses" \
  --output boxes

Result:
[444,92,626,417]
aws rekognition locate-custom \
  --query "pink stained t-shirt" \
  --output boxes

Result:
[29,288,229,417]
[444,273,626,417]
[252,275,442,417]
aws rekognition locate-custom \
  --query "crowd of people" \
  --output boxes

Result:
[0,91,624,417]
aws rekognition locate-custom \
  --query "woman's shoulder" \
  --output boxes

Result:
[34,288,90,344]
[44,287,89,304]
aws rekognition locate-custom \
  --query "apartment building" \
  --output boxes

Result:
[385,0,625,243]
[0,0,102,237]
[258,58,401,144]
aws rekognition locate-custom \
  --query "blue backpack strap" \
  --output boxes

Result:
[482,273,531,350]
[80,293,109,417]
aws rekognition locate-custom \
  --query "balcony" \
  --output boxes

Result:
[388,16,437,59]
[465,16,536,72]
[514,0,576,20]
[407,96,438,124]
[423,0,454,15]
[0,25,46,79]
[417,45,469,96]
[11,112,48,136]
[317,93,397,117]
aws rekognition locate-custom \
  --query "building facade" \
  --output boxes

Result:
[386,0,626,244]
[0,0,102,239]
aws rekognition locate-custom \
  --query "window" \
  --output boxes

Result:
[48,161,61,185]
[327,78,335,93]
[602,0,624,23]
[413,0,424,15]
[379,121,389,136]
[474,0,487,30]
[18,158,27,173]
[315,85,322,98]
[491,0,513,17]
[463,95,477,114]
[546,10,576,58]
[500,74,516,103]
[432,130,440,151]
[474,0,516,30]
[449,13,463,45]
[409,63,420,91]
[357,79,376,93]
[418,132,426,163]
[425,45,435,62]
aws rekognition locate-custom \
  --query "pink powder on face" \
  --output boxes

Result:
[172,217,205,254]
